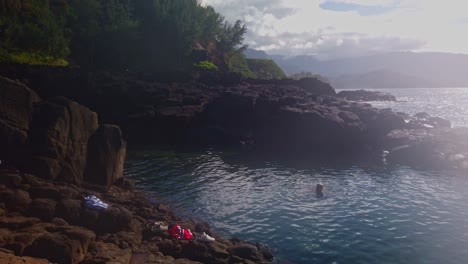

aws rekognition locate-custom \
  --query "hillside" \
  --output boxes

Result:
[246,59,286,79]
[246,50,468,88]
[331,70,436,89]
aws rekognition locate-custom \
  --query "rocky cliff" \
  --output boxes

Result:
[1,63,467,170]
[0,75,274,263]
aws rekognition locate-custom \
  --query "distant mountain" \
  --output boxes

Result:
[243,48,271,59]
[331,70,436,89]
[247,49,468,88]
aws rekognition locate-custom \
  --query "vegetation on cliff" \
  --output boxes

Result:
[246,58,287,79]
[0,0,247,72]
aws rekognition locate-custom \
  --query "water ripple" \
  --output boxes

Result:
[126,151,468,264]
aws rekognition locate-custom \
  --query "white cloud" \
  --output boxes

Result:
[320,0,396,6]
[201,0,468,58]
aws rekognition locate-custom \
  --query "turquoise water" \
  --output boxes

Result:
[126,153,468,264]
[126,88,468,263]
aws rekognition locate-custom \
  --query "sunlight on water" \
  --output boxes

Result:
[126,151,468,264]
[352,88,468,127]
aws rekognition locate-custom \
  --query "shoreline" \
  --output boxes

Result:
[0,164,274,263]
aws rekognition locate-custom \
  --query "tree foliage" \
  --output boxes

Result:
[246,59,287,80]
[0,0,248,72]
[0,0,70,62]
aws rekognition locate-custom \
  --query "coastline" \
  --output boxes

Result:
[0,73,273,263]
[0,164,273,263]
[2,63,468,263]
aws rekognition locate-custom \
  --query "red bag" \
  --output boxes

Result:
[168,224,193,240]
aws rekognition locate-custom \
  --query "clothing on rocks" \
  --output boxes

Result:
[84,195,109,210]
[168,224,193,240]
[147,221,168,232]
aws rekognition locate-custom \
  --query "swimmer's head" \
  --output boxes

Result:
[316,183,324,193]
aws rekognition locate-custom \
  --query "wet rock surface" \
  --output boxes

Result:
[337,89,397,101]
[0,168,274,264]
[0,73,274,263]
[385,127,468,171]
[0,65,408,159]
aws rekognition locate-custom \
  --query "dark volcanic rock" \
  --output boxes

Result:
[385,128,468,170]
[337,89,396,101]
[406,112,452,129]
[84,125,127,187]
[27,199,57,221]
[0,249,48,264]
[295,77,336,96]
[0,216,40,230]
[0,189,32,213]
[23,232,83,264]
[82,242,132,264]
[0,173,22,188]
[0,77,40,162]
[29,97,98,183]
[55,199,82,225]
[228,243,265,262]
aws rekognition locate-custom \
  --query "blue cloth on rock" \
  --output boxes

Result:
[84,195,109,210]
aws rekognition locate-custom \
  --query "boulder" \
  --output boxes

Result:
[295,77,336,96]
[385,128,468,170]
[0,216,40,230]
[82,242,132,264]
[0,189,31,212]
[0,77,40,162]
[84,125,127,187]
[0,249,48,264]
[55,199,82,225]
[47,225,96,261]
[29,186,62,200]
[407,112,452,129]
[29,97,98,183]
[228,243,263,262]
[337,89,396,101]
[2,227,47,256]
[0,173,22,188]
[27,199,56,221]
[96,206,133,234]
[23,233,77,264]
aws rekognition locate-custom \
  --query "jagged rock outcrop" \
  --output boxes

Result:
[0,66,408,159]
[0,249,48,264]
[0,168,274,264]
[0,76,124,187]
[0,63,464,169]
[0,77,40,161]
[385,127,468,170]
[84,125,127,187]
[337,89,397,101]
[0,72,274,263]
[29,96,98,183]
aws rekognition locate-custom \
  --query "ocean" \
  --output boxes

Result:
[126,88,468,264]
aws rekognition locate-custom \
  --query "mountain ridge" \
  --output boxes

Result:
[245,49,468,88]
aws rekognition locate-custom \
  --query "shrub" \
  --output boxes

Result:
[193,60,219,71]
[0,49,69,66]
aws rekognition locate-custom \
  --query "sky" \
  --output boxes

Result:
[200,0,468,59]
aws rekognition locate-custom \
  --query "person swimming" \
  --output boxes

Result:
[316,183,324,198]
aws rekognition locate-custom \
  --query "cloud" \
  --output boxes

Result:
[252,31,425,59]
[201,0,468,58]
[322,0,395,6]
[319,1,397,16]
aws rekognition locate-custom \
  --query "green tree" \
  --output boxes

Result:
[0,0,249,72]
[0,0,70,64]
[68,0,137,69]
